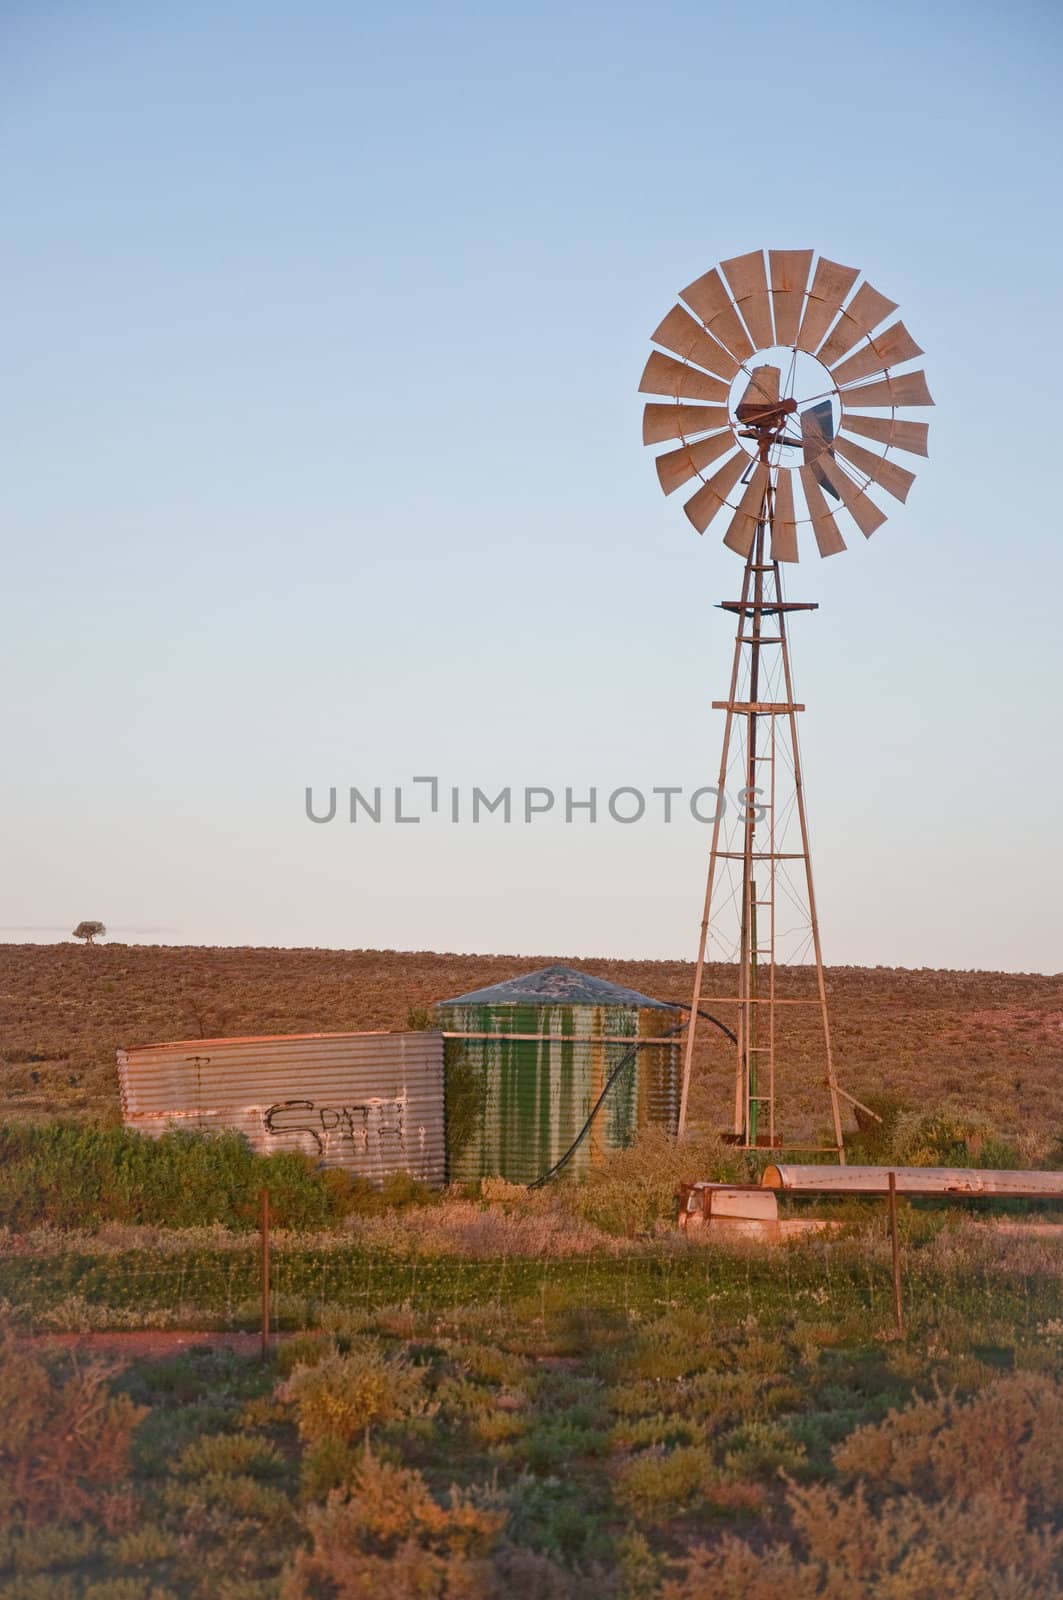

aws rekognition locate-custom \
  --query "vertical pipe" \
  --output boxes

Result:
[748,878,758,1146]
[888,1171,903,1335]
[767,660,777,1148]
[260,1187,271,1358]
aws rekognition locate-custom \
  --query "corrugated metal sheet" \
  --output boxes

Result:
[117,1030,445,1188]
[438,971,681,1184]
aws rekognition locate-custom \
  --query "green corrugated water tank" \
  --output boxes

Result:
[436,965,682,1184]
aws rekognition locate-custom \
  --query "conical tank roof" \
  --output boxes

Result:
[437,964,680,1011]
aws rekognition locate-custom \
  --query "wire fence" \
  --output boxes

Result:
[4,1230,1061,1341]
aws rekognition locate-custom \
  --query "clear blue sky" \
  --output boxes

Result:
[2,0,1061,970]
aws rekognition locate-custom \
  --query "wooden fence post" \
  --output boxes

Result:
[888,1170,903,1335]
[260,1187,271,1358]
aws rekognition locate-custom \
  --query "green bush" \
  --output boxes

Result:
[850,1093,908,1161]
[891,1111,1022,1170]
[280,1340,431,1446]
[563,1127,746,1237]
[0,1122,373,1230]
[615,1445,717,1516]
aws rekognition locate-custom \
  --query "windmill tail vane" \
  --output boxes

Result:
[642,248,932,1160]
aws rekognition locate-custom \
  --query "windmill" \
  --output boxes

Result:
[640,249,932,1160]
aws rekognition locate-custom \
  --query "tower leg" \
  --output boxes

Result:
[776,586,846,1162]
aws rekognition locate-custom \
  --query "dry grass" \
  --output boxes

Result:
[1,943,1061,1148]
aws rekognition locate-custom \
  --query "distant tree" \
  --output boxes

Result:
[72,921,106,945]
[182,991,233,1040]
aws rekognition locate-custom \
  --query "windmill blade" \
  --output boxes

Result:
[720,250,775,349]
[735,365,781,423]
[829,321,924,388]
[680,268,755,361]
[799,466,847,557]
[723,462,770,555]
[642,403,730,446]
[840,370,934,408]
[655,431,737,495]
[817,282,899,368]
[771,467,799,562]
[683,449,749,534]
[639,352,730,404]
[651,304,741,379]
[769,249,813,347]
[796,257,859,353]
[815,455,888,538]
[841,413,930,457]
[834,436,917,503]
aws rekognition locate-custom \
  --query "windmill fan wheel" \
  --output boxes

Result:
[640,249,933,561]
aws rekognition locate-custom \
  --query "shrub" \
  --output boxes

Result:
[516,1417,606,1474]
[0,1122,367,1231]
[280,1451,505,1600]
[890,1111,1022,1170]
[834,1370,1063,1520]
[662,1483,1063,1599]
[615,1446,717,1516]
[0,1524,97,1575]
[280,1340,431,1446]
[502,1477,612,1566]
[850,1093,908,1161]
[82,1582,176,1600]
[174,1432,283,1480]
[563,1127,745,1237]
[160,1470,294,1529]
[719,1420,807,1479]
[0,1334,145,1526]
[112,1526,178,1567]
[662,1372,1063,1599]
[490,1542,579,1600]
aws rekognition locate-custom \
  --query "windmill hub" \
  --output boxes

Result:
[729,347,839,464]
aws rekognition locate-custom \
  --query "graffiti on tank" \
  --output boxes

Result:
[264,1096,407,1159]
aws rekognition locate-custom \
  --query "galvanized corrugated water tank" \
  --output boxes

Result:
[116,1030,445,1188]
[436,966,681,1184]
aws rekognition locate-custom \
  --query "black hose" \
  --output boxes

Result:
[680,1003,738,1046]
[527,1004,737,1189]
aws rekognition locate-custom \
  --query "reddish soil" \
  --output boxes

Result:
[29,1330,329,1359]
[30,1331,273,1356]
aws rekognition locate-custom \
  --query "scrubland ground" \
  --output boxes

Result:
[1,944,1061,1595]
[2,1206,1062,1599]
[1,943,1062,1151]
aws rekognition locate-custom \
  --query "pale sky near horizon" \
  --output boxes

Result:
[2,0,1061,973]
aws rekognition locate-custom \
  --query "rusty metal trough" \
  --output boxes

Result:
[761,1164,1063,1198]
